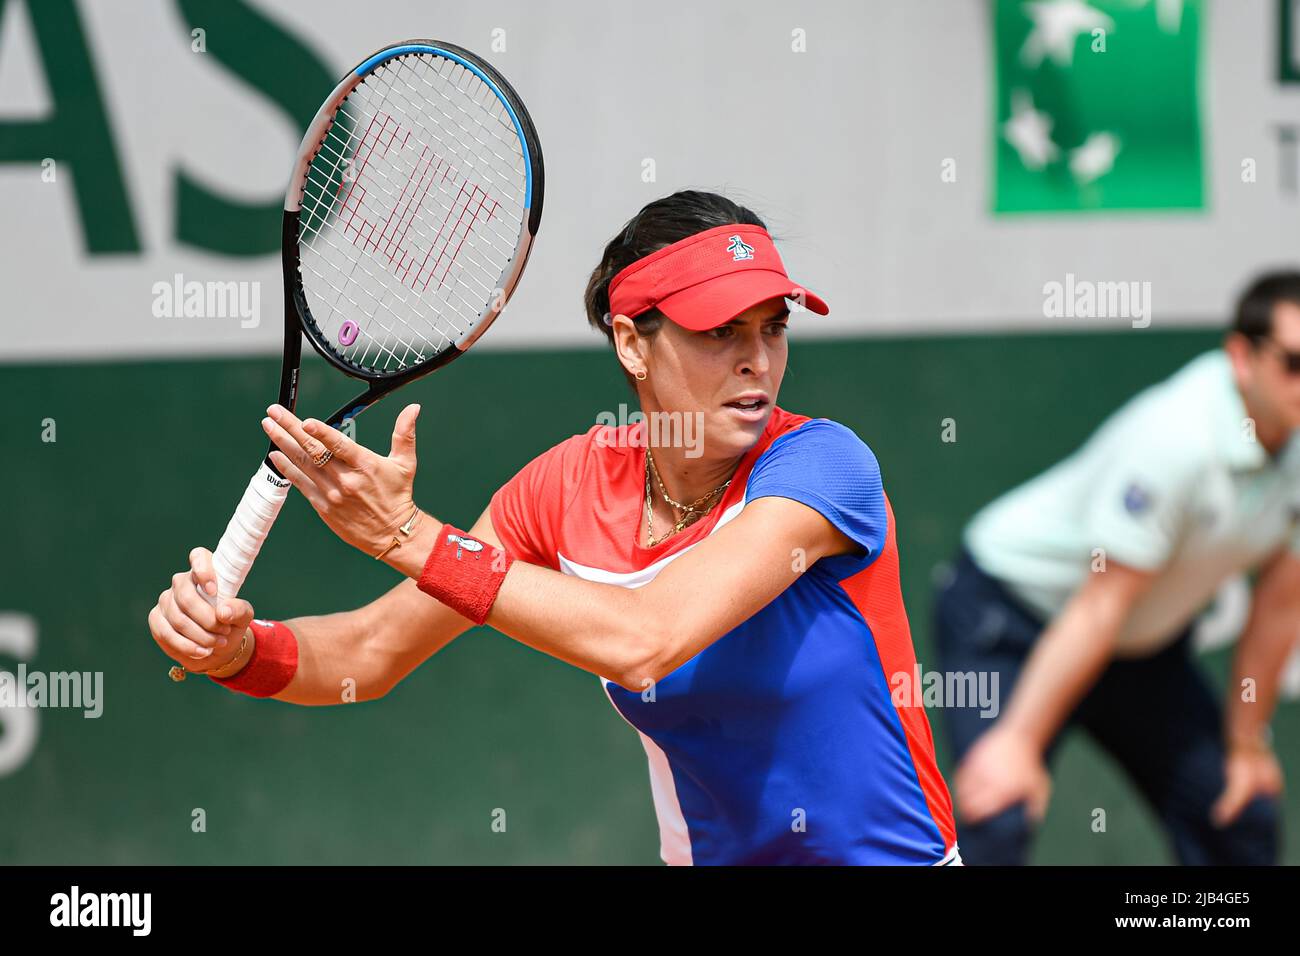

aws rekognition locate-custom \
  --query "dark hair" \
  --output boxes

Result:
[1232,270,1300,342]
[584,190,767,383]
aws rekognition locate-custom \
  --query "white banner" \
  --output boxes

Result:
[0,0,1297,363]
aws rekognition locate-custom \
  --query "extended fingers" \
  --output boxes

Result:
[268,449,327,510]
[262,411,318,472]
[387,403,420,471]
[301,415,366,467]
[266,404,320,458]
[267,404,362,469]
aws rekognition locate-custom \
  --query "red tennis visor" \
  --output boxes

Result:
[606,223,829,331]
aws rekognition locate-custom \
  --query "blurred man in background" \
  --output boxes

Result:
[933,271,1300,865]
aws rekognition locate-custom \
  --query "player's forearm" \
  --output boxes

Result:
[999,588,1125,751]
[1223,603,1300,746]
[261,611,382,705]
[485,560,651,689]
[384,512,653,686]
[389,499,837,690]
[267,573,479,705]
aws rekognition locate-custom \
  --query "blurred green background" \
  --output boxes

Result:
[4,325,1294,864]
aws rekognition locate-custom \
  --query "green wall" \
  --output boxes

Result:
[3,326,1295,864]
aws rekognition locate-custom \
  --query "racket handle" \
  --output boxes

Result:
[206,462,292,605]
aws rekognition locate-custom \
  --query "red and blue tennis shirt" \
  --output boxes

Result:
[490,406,958,865]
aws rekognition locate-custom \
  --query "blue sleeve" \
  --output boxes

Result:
[746,419,888,563]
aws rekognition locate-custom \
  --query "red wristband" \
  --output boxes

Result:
[210,619,299,698]
[417,525,514,625]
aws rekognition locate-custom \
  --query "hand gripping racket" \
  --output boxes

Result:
[207,39,543,603]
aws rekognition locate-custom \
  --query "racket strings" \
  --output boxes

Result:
[350,59,523,254]
[396,56,525,204]
[305,151,483,364]
[301,130,502,302]
[391,57,520,180]
[302,143,502,370]
[361,58,526,272]
[303,82,523,260]
[298,164,501,340]
[304,57,522,316]
[297,51,528,374]
[298,184,488,373]
[298,257,445,370]
[301,136,453,372]
[302,139,504,303]
[300,139,483,356]
[302,100,473,369]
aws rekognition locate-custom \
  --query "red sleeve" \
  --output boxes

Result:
[488,429,595,570]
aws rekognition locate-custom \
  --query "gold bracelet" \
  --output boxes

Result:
[205,629,253,681]
[376,506,423,561]
[167,628,253,683]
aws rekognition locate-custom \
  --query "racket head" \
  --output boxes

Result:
[282,40,544,390]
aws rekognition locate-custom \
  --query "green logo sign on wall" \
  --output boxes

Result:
[993,0,1204,213]
[0,0,335,256]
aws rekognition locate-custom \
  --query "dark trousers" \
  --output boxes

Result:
[932,548,1280,865]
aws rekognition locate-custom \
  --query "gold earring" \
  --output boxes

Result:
[634,369,648,381]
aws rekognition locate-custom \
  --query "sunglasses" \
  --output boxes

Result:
[1257,337,1300,375]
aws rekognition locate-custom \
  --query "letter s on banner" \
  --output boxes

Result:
[0,614,39,777]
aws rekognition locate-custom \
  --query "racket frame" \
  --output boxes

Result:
[206,40,542,604]
[275,38,545,438]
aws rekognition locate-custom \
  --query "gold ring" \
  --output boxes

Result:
[168,665,188,682]
[311,448,334,467]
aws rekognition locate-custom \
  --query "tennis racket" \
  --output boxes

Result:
[207,39,544,604]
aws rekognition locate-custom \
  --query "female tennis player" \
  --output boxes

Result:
[149,190,959,866]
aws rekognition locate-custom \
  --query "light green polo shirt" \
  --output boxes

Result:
[965,350,1300,657]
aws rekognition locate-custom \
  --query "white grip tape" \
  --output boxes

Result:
[209,461,291,603]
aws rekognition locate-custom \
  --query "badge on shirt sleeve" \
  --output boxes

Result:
[1123,482,1153,515]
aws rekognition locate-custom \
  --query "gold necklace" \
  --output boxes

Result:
[644,450,732,547]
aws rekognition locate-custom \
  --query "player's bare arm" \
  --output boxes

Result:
[955,560,1156,824]
[260,401,855,690]
[1212,548,1300,824]
[484,497,853,689]
[152,389,853,699]
[1225,548,1300,744]
[148,501,502,705]
[154,42,543,689]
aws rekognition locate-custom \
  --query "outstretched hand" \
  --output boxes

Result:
[262,402,423,558]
